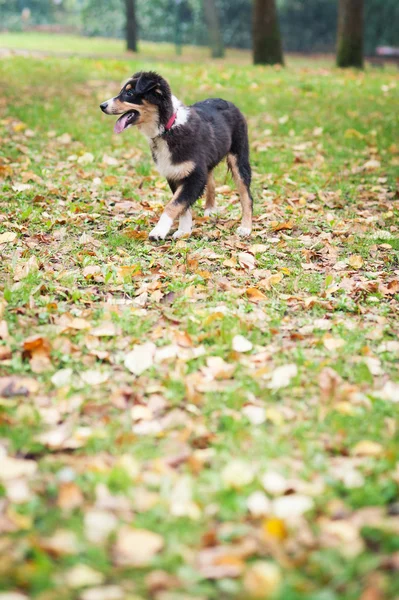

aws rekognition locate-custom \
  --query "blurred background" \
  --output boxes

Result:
[0,0,398,67]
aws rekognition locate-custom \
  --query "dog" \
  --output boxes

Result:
[100,71,253,241]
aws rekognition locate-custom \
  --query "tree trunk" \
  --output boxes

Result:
[203,0,225,59]
[125,0,137,52]
[336,0,364,68]
[253,0,284,65]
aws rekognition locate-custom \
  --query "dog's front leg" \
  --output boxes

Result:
[149,170,206,241]
[173,208,192,239]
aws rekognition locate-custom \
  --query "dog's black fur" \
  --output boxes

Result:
[100,71,253,240]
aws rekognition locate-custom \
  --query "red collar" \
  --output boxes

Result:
[165,112,177,131]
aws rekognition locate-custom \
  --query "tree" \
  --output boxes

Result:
[336,0,364,68]
[253,0,284,65]
[203,0,225,58]
[125,0,138,52]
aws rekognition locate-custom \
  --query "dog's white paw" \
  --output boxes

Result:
[173,229,192,240]
[237,226,252,237]
[149,226,168,241]
[204,207,217,217]
[149,213,173,241]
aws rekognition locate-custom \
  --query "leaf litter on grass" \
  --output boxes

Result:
[0,54,398,600]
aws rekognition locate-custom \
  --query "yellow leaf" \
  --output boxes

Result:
[352,440,383,457]
[262,518,287,541]
[348,255,364,269]
[268,273,284,286]
[246,287,267,302]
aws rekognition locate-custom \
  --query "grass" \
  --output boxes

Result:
[0,33,399,600]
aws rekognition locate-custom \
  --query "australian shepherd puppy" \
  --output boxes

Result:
[100,71,252,241]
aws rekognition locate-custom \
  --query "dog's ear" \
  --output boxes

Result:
[135,74,158,95]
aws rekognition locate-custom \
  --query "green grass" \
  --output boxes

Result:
[0,33,399,600]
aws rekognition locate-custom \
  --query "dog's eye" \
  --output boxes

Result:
[125,88,135,96]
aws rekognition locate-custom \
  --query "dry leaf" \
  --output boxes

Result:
[352,440,383,457]
[247,491,272,517]
[232,335,253,353]
[268,364,297,390]
[57,482,84,511]
[323,334,345,351]
[51,368,73,388]
[238,252,256,270]
[113,526,164,566]
[83,265,101,279]
[348,255,364,269]
[261,471,288,495]
[0,232,17,244]
[0,456,37,481]
[64,565,104,588]
[124,342,156,376]
[80,370,110,386]
[84,509,118,544]
[272,494,314,519]
[243,561,282,598]
[246,287,267,302]
[222,460,254,488]
[80,586,124,600]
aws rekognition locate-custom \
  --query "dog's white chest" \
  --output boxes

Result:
[151,138,194,181]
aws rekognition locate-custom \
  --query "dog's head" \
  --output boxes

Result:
[100,71,172,135]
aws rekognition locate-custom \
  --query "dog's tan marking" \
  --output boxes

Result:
[227,154,252,233]
[125,83,132,91]
[149,187,184,240]
[205,172,216,214]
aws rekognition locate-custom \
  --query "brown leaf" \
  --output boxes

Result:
[272,221,293,232]
[57,482,84,511]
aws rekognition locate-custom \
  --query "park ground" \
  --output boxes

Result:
[0,34,399,600]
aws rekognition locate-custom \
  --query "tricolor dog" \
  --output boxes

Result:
[100,71,253,241]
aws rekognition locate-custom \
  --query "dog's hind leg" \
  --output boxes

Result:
[149,168,207,241]
[227,152,253,237]
[204,172,216,217]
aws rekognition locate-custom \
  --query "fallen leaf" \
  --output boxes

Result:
[348,255,364,269]
[80,586,124,600]
[246,287,267,302]
[113,526,164,566]
[51,368,73,388]
[272,220,293,232]
[272,494,314,519]
[261,471,288,495]
[64,565,104,588]
[0,232,17,244]
[124,342,156,376]
[57,482,84,511]
[232,335,253,353]
[80,370,110,386]
[83,265,102,279]
[84,509,118,544]
[238,252,256,270]
[40,529,79,556]
[352,440,383,457]
[222,460,254,488]
[0,456,37,481]
[268,364,297,390]
[247,491,272,517]
[78,152,94,165]
[243,561,282,598]
[323,334,345,351]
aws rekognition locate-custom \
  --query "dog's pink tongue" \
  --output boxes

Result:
[114,113,130,134]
